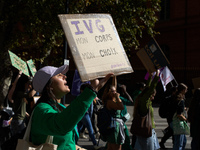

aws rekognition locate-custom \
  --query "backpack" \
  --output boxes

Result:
[158,96,173,118]
[97,107,116,138]
[0,107,15,150]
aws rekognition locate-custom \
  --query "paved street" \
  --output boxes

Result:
[77,105,192,150]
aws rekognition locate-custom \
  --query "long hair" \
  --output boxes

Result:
[34,79,63,112]
[102,84,114,106]
[176,83,188,101]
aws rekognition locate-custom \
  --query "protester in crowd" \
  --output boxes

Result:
[117,84,133,150]
[78,126,88,139]
[10,73,35,136]
[0,70,22,147]
[79,97,100,140]
[91,97,101,139]
[171,83,188,150]
[7,70,23,105]
[0,105,13,148]
[159,86,178,149]
[133,70,160,150]
[31,64,113,150]
[101,76,124,150]
[187,88,200,150]
[131,82,146,104]
[25,77,36,116]
[77,83,101,150]
[130,81,146,148]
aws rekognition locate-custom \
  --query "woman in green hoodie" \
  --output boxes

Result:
[31,64,113,150]
[133,70,160,150]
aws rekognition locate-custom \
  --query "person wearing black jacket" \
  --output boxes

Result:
[160,86,177,149]
[187,88,200,150]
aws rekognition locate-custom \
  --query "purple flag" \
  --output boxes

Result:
[71,69,90,96]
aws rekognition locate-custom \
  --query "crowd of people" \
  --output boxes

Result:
[0,65,200,150]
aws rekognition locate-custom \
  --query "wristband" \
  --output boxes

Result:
[87,85,98,95]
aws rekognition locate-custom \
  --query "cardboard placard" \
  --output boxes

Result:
[8,50,30,77]
[58,14,133,82]
[27,59,37,76]
[137,38,170,73]
[137,48,156,73]
[192,77,200,89]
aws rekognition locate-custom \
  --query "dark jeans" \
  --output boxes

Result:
[173,134,187,150]
[160,125,174,144]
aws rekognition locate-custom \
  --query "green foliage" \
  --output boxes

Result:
[69,0,161,53]
[0,0,161,66]
[1,0,66,66]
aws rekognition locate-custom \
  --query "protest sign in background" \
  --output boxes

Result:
[192,77,200,89]
[137,48,155,73]
[137,38,170,73]
[8,50,30,77]
[27,59,37,76]
[58,14,133,82]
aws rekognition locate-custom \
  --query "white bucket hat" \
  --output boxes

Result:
[33,65,69,93]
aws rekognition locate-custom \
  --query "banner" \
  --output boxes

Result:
[144,66,175,91]
[137,38,170,73]
[58,14,133,82]
[27,59,37,76]
[8,50,30,77]
[160,66,175,91]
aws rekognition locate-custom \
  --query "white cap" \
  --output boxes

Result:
[33,65,69,93]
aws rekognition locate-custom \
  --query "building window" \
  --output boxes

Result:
[159,0,170,21]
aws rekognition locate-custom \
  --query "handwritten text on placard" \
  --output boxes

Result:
[67,18,121,64]
[59,14,133,81]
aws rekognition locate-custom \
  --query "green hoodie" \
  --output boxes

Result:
[31,87,96,150]
[138,75,159,129]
